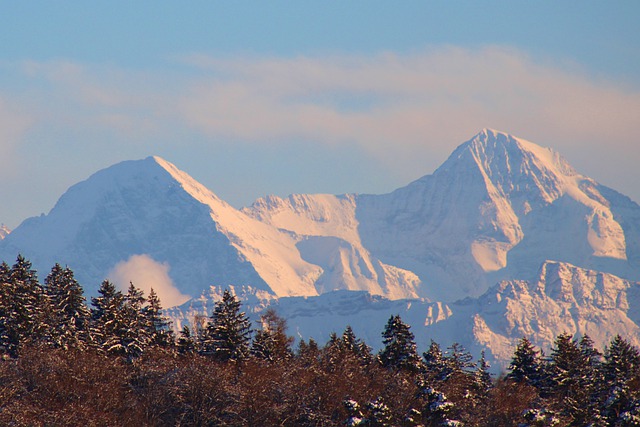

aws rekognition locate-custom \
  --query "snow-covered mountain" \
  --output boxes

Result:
[0,156,324,302]
[3,129,640,367]
[0,156,419,303]
[360,129,638,300]
[247,129,638,301]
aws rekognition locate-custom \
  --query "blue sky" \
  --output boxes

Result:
[1,1,639,228]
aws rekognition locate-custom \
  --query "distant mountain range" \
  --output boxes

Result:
[3,129,640,369]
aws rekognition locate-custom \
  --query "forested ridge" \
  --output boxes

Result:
[2,255,640,426]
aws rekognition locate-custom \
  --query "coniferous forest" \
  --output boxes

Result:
[2,256,640,426]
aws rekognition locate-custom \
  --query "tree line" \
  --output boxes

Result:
[1,255,640,426]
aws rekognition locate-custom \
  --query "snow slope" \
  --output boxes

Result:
[0,156,422,301]
[0,157,320,299]
[356,129,633,301]
[244,129,637,302]
[244,194,422,299]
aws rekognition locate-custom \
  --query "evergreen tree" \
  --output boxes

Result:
[0,261,16,356]
[91,280,127,356]
[120,282,151,358]
[0,256,45,356]
[463,350,494,425]
[364,397,392,427]
[91,281,153,358]
[577,335,605,425]
[416,381,460,427]
[200,289,251,362]
[507,337,544,388]
[176,325,195,354]
[322,332,344,369]
[342,325,373,365]
[250,308,293,362]
[341,325,359,352]
[343,399,364,426]
[439,342,477,421]
[297,338,321,367]
[520,408,561,427]
[324,326,373,368]
[601,335,640,425]
[42,264,91,350]
[378,315,421,372]
[445,342,475,375]
[423,340,449,381]
[547,332,602,424]
[142,287,174,348]
[474,350,493,398]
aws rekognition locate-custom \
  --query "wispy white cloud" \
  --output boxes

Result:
[177,47,640,153]
[108,254,191,308]
[3,45,640,212]
[11,47,640,157]
[170,47,640,192]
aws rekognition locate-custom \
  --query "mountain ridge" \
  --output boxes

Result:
[2,129,638,303]
[2,129,640,368]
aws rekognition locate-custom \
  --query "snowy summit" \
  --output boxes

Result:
[2,129,640,368]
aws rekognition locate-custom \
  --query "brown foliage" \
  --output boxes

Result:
[480,380,540,427]
[0,341,591,426]
[0,344,144,426]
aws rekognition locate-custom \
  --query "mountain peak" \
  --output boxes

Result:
[464,129,576,175]
[436,129,578,195]
[477,127,511,140]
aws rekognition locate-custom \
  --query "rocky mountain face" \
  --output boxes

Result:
[2,129,640,368]
[247,129,636,302]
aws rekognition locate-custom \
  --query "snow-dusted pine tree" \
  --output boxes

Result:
[120,282,151,358]
[577,335,605,425]
[142,287,174,348]
[296,338,321,367]
[365,397,392,426]
[601,335,640,425]
[547,333,603,425]
[378,315,421,372]
[90,280,127,356]
[446,343,474,371]
[416,382,461,427]
[473,350,492,400]
[343,398,364,426]
[0,256,45,356]
[176,325,195,354]
[423,340,450,381]
[0,261,16,356]
[42,263,91,350]
[342,325,373,365]
[507,337,544,388]
[200,289,251,362]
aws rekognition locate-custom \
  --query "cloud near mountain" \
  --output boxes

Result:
[108,254,191,308]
